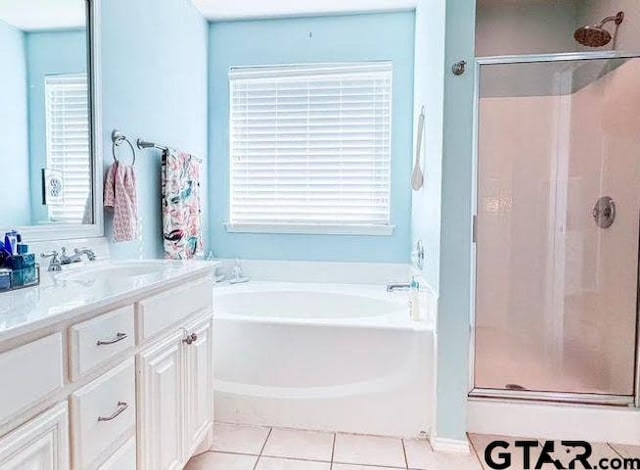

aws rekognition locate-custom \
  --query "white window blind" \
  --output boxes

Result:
[228,62,393,235]
[45,73,91,224]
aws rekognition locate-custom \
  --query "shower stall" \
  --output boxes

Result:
[470,51,640,406]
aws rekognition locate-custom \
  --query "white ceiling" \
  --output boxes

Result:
[0,0,85,31]
[191,0,417,21]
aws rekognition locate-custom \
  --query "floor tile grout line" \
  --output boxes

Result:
[210,450,262,457]
[255,455,333,463]
[330,433,337,469]
[468,434,487,470]
[401,438,409,469]
[252,427,273,470]
[332,463,406,469]
[260,427,273,456]
[607,442,624,459]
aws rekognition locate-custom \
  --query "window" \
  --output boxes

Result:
[45,73,91,224]
[228,62,393,235]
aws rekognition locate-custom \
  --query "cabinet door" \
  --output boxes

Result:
[137,332,184,470]
[0,402,69,470]
[184,314,213,458]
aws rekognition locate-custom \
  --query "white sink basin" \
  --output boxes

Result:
[57,261,168,282]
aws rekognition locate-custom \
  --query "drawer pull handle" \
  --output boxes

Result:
[97,332,128,346]
[183,333,198,345]
[98,401,128,422]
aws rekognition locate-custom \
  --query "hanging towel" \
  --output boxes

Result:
[104,162,139,242]
[162,149,204,260]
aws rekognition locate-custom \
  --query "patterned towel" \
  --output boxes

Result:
[104,162,139,242]
[162,149,204,259]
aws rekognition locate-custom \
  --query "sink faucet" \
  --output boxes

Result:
[386,282,411,293]
[41,251,62,272]
[60,247,97,265]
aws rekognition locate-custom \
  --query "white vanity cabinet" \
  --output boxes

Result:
[183,315,213,459]
[0,270,214,470]
[135,277,214,469]
[137,312,213,469]
[137,329,185,470]
[0,402,70,470]
[97,438,136,470]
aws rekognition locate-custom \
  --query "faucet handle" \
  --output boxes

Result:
[41,251,62,272]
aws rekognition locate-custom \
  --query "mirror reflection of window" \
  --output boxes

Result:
[44,73,91,224]
[0,0,91,228]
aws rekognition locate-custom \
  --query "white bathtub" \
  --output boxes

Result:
[213,281,434,437]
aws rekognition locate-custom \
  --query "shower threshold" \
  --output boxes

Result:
[469,387,633,406]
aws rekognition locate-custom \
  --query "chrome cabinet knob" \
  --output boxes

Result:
[183,333,198,345]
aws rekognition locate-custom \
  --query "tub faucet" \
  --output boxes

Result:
[229,259,249,284]
[386,282,411,292]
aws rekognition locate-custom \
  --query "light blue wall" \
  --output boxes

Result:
[25,30,87,224]
[412,0,475,441]
[411,0,446,290]
[0,20,30,227]
[435,0,477,440]
[102,0,209,259]
[208,12,415,262]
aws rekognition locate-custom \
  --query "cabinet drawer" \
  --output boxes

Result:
[69,305,135,381]
[71,359,136,469]
[137,277,212,341]
[0,333,64,424]
[98,437,136,470]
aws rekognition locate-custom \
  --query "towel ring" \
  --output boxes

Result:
[111,130,136,166]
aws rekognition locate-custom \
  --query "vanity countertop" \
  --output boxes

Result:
[0,259,217,345]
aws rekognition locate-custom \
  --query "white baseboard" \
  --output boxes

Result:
[468,398,640,445]
[430,436,471,454]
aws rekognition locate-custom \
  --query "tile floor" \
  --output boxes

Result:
[185,423,480,469]
[468,434,640,470]
[185,423,640,470]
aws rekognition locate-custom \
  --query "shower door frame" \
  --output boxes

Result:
[468,51,640,407]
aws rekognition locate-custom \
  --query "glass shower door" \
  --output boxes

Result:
[473,56,640,400]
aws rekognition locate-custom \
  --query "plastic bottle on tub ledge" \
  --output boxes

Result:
[409,276,422,321]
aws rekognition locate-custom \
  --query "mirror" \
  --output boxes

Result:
[0,0,101,238]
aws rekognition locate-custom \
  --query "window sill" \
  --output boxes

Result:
[224,223,395,236]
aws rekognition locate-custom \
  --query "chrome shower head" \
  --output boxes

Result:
[574,11,624,47]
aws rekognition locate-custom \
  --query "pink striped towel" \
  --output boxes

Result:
[104,162,139,242]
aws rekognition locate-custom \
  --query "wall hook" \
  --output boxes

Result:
[452,60,467,76]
